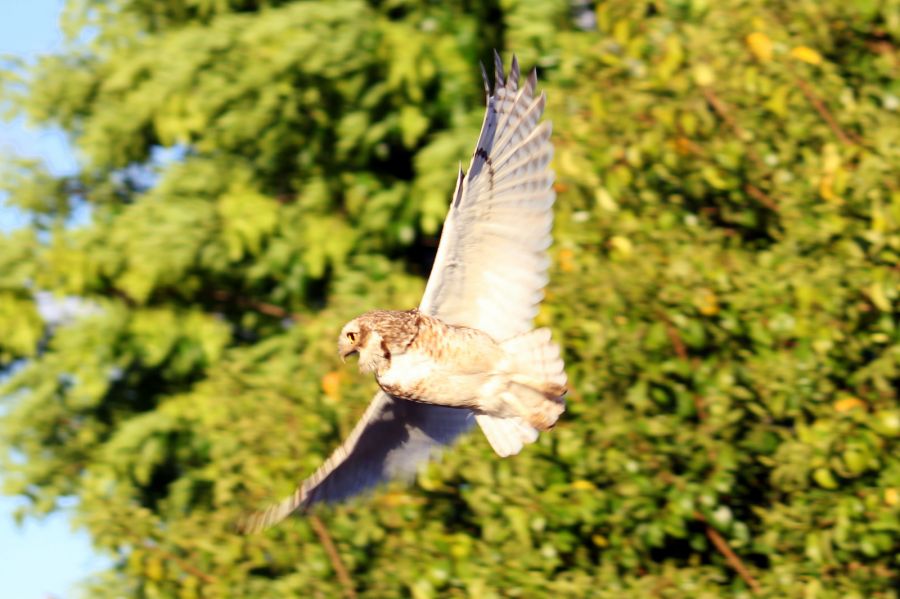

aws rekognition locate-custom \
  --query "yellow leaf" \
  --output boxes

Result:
[571,480,596,491]
[609,235,633,258]
[322,371,343,400]
[819,144,843,204]
[692,64,715,87]
[558,248,575,273]
[694,289,719,316]
[594,187,618,211]
[834,397,867,413]
[867,282,892,312]
[674,136,697,156]
[886,488,899,507]
[746,32,773,62]
[819,174,839,203]
[822,143,841,172]
[791,46,823,65]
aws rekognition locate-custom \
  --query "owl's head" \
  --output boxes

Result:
[338,316,386,374]
[338,310,419,374]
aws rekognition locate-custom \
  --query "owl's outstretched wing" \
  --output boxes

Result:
[238,392,472,533]
[419,53,559,457]
[241,53,554,532]
[419,51,554,342]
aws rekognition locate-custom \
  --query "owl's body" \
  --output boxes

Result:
[342,309,566,432]
[373,311,503,407]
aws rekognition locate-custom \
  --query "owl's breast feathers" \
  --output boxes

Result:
[374,311,503,405]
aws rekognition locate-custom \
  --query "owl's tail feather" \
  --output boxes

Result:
[501,328,568,400]
[474,329,567,456]
[475,413,539,457]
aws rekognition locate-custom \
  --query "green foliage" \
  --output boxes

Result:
[2,0,899,596]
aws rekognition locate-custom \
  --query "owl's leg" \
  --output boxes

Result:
[497,382,565,431]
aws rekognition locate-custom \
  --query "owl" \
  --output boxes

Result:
[241,52,565,532]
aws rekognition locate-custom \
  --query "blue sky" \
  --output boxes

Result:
[0,2,77,231]
[0,2,110,598]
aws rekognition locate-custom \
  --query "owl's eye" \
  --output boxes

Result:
[346,332,357,343]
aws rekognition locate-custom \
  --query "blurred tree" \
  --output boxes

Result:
[1,0,899,597]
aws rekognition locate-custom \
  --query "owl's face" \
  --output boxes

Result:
[338,319,362,361]
[338,318,387,374]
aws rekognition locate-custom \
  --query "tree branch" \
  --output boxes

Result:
[309,515,357,599]
[701,87,765,169]
[700,87,781,212]
[744,183,779,212]
[146,544,217,585]
[657,311,688,361]
[694,513,761,594]
[702,88,747,140]
[210,289,302,321]
[792,76,862,146]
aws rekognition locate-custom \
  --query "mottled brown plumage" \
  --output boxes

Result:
[340,307,565,443]
[239,52,565,533]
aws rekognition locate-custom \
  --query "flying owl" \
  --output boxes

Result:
[241,52,565,532]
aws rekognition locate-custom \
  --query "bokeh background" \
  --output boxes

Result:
[2,1,899,597]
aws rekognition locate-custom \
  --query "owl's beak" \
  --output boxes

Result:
[339,347,357,363]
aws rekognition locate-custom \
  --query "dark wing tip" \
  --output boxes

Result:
[493,49,504,89]
[235,508,278,535]
[234,510,267,535]
[479,60,490,96]
[509,54,520,90]
[235,489,306,534]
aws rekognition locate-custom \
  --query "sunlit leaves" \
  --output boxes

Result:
[218,182,279,262]
[0,292,42,359]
